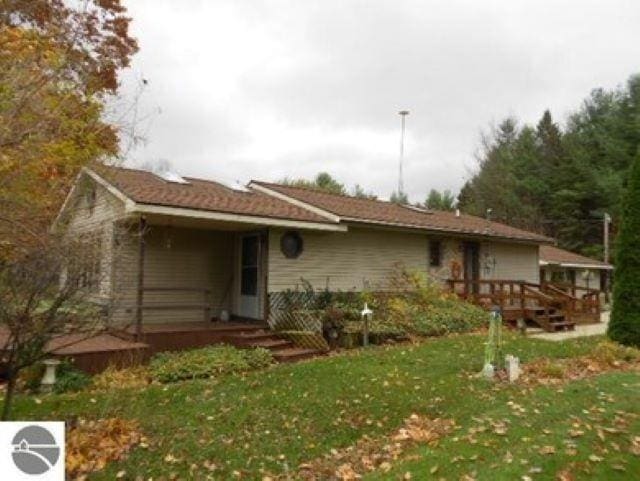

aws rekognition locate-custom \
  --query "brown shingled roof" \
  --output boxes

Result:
[92,166,553,242]
[251,181,553,243]
[95,165,333,224]
[540,245,612,269]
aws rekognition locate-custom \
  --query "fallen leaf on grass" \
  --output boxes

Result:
[556,469,575,481]
[539,445,556,455]
[66,418,142,478]
[291,416,454,480]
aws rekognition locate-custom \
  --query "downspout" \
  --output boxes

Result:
[135,216,146,341]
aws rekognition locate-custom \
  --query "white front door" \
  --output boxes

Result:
[238,234,262,319]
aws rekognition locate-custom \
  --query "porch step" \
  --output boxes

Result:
[272,347,323,363]
[247,338,293,350]
[224,330,327,363]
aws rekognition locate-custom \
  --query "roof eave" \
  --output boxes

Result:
[540,261,613,270]
[127,202,348,232]
[341,217,551,244]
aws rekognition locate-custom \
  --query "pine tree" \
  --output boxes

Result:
[608,150,640,347]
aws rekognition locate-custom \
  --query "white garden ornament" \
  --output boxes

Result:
[41,358,61,391]
[505,354,521,382]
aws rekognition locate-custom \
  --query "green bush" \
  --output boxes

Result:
[243,347,275,369]
[284,270,489,348]
[149,346,274,383]
[609,151,640,347]
[375,269,490,339]
[54,361,92,393]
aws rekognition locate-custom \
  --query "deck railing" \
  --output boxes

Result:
[446,279,601,325]
[540,282,600,322]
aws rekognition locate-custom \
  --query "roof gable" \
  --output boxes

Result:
[92,165,335,224]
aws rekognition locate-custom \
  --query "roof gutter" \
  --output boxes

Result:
[127,203,347,232]
[540,261,613,270]
[342,217,552,245]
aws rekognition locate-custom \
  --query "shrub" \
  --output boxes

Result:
[54,361,92,393]
[19,363,46,392]
[378,269,490,338]
[609,151,640,347]
[281,269,489,348]
[243,347,276,369]
[591,340,640,365]
[149,346,273,383]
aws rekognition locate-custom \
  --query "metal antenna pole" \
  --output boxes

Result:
[398,110,410,196]
[603,213,611,263]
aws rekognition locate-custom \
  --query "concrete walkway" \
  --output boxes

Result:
[529,311,609,341]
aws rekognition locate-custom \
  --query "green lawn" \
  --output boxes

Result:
[10,333,640,480]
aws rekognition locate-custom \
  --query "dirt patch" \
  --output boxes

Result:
[276,415,454,480]
[66,418,145,479]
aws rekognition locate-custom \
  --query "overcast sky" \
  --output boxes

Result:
[120,0,640,202]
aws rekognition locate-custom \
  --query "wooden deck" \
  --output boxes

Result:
[0,330,149,374]
[115,321,269,355]
[447,279,602,332]
[2,320,325,375]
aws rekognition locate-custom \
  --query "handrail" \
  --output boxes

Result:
[544,281,600,295]
[447,278,601,326]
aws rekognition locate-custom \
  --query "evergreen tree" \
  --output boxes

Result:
[353,184,377,199]
[608,150,640,346]
[457,74,640,256]
[390,190,409,204]
[425,189,455,211]
[280,172,347,195]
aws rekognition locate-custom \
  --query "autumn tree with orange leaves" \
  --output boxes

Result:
[0,0,138,252]
[0,0,138,419]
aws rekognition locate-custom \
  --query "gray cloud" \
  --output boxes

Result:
[121,0,640,201]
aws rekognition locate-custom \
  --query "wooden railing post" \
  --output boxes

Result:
[135,216,146,342]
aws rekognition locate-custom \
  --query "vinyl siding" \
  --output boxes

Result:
[480,242,540,283]
[112,226,235,325]
[268,227,540,292]
[62,181,126,300]
[64,179,237,326]
[267,226,429,292]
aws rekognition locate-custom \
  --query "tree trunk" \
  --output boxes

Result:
[1,371,17,421]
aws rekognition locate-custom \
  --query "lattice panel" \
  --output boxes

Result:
[268,291,322,332]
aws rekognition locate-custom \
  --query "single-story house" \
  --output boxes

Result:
[50,162,607,370]
[54,165,555,329]
[539,245,612,292]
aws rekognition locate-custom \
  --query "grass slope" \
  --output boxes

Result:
[10,334,639,480]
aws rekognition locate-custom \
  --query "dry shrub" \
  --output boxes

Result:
[91,365,151,391]
[66,418,143,479]
[376,268,490,338]
[590,340,640,365]
[520,341,640,385]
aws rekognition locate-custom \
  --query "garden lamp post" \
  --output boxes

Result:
[361,303,373,347]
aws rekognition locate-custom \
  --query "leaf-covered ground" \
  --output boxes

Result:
[10,333,640,480]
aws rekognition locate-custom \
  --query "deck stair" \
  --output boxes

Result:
[223,329,325,362]
[447,279,595,333]
[111,322,325,362]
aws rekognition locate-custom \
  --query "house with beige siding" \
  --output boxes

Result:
[55,163,605,363]
[539,245,612,292]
